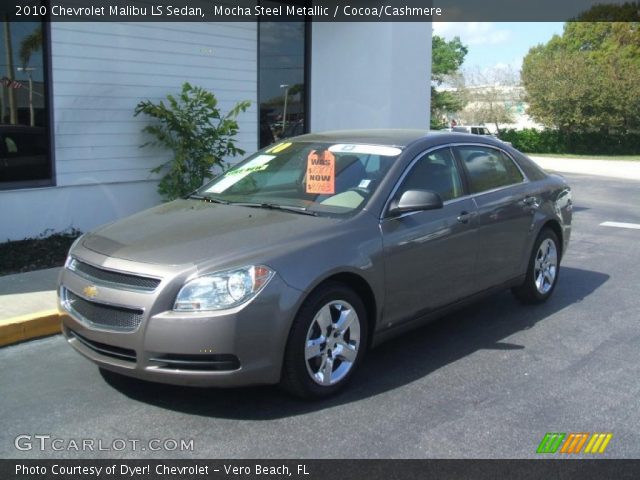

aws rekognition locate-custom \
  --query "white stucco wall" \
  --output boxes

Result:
[309,22,432,132]
[1,22,257,241]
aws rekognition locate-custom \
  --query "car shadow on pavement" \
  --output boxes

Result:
[101,266,608,419]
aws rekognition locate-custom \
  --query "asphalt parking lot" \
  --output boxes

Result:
[1,172,639,459]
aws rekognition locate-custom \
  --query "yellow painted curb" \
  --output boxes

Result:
[0,309,62,347]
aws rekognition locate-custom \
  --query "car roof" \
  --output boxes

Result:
[290,129,501,149]
[292,129,438,147]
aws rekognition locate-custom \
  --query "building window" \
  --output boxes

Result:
[0,19,52,188]
[258,4,307,148]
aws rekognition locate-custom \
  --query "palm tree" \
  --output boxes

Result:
[19,25,42,67]
[19,25,42,126]
[2,16,17,124]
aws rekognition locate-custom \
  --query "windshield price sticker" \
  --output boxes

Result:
[266,142,292,154]
[306,150,335,194]
[328,144,402,157]
[206,155,275,194]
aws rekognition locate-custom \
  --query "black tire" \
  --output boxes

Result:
[512,228,561,304]
[280,282,368,399]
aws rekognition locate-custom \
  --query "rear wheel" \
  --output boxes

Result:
[281,283,367,398]
[512,228,560,304]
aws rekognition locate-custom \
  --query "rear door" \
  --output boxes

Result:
[381,147,479,327]
[454,145,534,290]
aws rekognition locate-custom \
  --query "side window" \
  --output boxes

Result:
[456,146,524,193]
[396,148,464,202]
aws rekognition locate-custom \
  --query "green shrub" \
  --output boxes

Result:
[135,82,250,201]
[499,128,640,155]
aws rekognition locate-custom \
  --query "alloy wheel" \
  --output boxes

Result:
[534,238,558,294]
[304,300,361,386]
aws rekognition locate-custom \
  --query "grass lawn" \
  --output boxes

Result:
[527,153,640,161]
[0,229,81,276]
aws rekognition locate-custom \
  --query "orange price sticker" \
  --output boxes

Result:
[306,150,335,194]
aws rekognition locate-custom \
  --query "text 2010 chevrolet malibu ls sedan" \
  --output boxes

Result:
[59,130,572,398]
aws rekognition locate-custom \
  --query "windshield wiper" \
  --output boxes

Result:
[230,202,318,217]
[189,194,230,205]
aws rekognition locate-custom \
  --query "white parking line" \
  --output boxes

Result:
[600,221,640,230]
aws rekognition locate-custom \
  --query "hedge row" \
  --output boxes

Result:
[498,129,640,155]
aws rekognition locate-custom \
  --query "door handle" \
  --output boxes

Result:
[457,211,472,224]
[520,196,540,208]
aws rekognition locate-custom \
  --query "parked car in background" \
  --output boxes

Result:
[453,125,512,145]
[281,120,305,139]
[59,130,572,398]
[453,125,494,136]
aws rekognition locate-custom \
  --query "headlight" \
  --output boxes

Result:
[65,256,78,271]
[64,235,85,270]
[174,265,275,312]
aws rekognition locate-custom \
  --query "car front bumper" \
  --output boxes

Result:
[58,257,302,388]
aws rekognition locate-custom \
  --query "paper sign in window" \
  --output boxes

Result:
[206,155,274,194]
[306,150,335,194]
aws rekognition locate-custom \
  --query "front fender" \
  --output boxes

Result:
[270,212,385,329]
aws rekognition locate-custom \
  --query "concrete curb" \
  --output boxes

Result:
[0,310,62,347]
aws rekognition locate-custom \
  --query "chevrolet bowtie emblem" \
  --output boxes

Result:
[83,285,98,298]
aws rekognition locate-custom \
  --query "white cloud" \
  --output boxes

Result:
[433,22,512,46]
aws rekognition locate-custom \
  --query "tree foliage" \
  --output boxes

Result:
[521,19,640,133]
[500,128,640,155]
[432,35,468,83]
[19,25,42,67]
[573,2,640,21]
[431,35,468,128]
[135,82,250,201]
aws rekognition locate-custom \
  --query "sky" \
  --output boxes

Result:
[433,22,565,78]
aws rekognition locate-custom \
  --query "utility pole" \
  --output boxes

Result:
[18,67,35,126]
[3,16,18,124]
[280,84,289,135]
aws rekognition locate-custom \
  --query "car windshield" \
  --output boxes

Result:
[195,141,402,215]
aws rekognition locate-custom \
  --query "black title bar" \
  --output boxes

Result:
[3,459,640,480]
[2,0,639,22]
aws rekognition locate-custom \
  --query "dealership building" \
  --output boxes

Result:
[0,20,431,241]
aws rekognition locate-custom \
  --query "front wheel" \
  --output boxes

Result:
[281,283,368,398]
[512,228,560,304]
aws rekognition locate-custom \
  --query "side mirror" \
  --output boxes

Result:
[388,189,443,216]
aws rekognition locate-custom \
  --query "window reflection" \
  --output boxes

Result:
[1,19,51,186]
[258,10,306,148]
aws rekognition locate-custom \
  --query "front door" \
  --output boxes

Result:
[381,147,479,329]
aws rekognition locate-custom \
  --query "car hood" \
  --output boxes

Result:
[82,199,341,267]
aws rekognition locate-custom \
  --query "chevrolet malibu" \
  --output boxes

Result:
[59,130,572,398]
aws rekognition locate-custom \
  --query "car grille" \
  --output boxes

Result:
[71,258,161,292]
[69,329,137,363]
[64,288,144,331]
